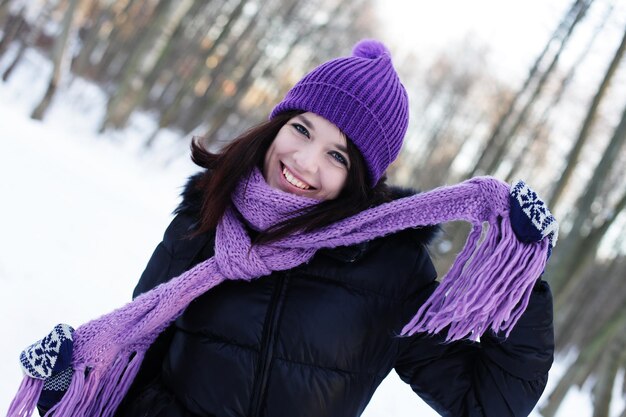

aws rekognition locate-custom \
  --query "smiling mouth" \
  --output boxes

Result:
[282,164,315,190]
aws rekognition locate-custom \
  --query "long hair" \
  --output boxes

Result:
[190,111,392,243]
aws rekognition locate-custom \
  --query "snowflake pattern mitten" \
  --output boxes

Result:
[509,180,559,256]
[20,323,75,410]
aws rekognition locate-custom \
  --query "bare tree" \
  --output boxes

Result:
[467,0,592,177]
[71,0,112,77]
[549,104,626,294]
[98,0,180,131]
[541,297,626,417]
[2,0,58,81]
[0,4,26,60]
[504,3,612,183]
[0,0,14,29]
[31,0,79,120]
[548,25,626,208]
[93,0,147,82]
[151,0,250,136]
[592,328,626,417]
[482,0,593,176]
[97,0,204,131]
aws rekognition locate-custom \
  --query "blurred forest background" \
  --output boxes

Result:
[1,0,625,416]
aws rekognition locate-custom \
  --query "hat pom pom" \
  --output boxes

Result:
[352,39,390,59]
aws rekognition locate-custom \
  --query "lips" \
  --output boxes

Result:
[281,163,316,191]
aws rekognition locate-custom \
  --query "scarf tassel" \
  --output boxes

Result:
[5,350,145,417]
[7,172,556,414]
[54,351,143,417]
[5,377,44,417]
[401,214,549,342]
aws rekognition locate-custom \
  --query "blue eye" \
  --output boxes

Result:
[330,151,348,166]
[292,123,310,138]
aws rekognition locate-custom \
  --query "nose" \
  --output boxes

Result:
[293,148,320,175]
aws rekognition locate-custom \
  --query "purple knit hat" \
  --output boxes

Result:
[270,39,409,186]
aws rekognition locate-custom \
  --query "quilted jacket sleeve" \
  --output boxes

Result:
[394,267,554,417]
[133,212,197,297]
[123,212,211,400]
[121,217,181,400]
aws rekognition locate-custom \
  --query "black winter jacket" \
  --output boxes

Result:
[114,173,554,417]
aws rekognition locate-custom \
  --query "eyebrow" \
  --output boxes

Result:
[297,114,316,132]
[297,114,349,153]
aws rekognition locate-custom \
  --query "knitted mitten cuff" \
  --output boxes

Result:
[510,180,559,251]
[20,323,74,381]
[20,324,75,410]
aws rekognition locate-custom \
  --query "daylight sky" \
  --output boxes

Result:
[375,0,573,79]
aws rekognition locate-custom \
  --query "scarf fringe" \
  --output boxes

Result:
[401,215,549,341]
[8,172,555,412]
[49,351,143,417]
[6,376,43,417]
[8,262,223,417]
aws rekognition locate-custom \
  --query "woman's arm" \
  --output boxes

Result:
[394,279,554,417]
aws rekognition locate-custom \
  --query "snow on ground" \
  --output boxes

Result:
[0,47,622,417]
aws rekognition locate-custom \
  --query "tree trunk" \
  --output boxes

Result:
[182,1,265,130]
[99,0,178,132]
[540,354,592,417]
[570,103,626,233]
[549,102,626,294]
[71,2,113,77]
[548,24,626,208]
[199,48,265,143]
[541,308,626,417]
[591,324,626,417]
[467,0,589,177]
[93,0,141,82]
[189,0,333,141]
[504,5,610,183]
[31,0,78,120]
[104,0,204,130]
[156,0,249,131]
[0,5,25,60]
[484,0,592,175]
[2,0,57,81]
[555,255,625,349]
[553,187,626,304]
[148,0,230,108]
[0,0,14,29]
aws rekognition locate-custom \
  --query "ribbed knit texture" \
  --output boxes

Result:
[270,40,409,186]
[7,168,554,417]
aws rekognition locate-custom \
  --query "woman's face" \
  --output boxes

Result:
[263,112,350,200]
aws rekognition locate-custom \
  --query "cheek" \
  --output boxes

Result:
[262,145,276,179]
[267,136,296,162]
[322,169,348,198]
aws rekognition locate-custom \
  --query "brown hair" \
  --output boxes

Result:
[190,111,392,244]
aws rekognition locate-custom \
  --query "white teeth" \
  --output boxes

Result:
[282,166,311,190]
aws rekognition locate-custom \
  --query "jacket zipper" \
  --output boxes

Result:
[250,273,290,417]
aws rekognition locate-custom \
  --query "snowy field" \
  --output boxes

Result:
[0,48,621,417]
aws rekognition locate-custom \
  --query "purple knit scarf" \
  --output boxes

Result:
[8,168,553,417]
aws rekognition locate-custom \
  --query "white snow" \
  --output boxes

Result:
[0,46,622,417]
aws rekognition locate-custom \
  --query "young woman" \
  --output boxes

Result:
[13,40,555,417]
